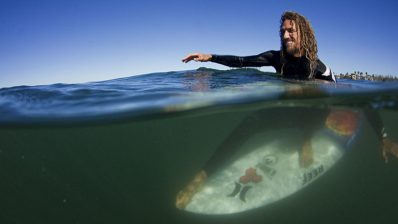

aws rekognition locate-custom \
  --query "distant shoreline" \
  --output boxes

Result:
[335,71,398,81]
[198,67,397,82]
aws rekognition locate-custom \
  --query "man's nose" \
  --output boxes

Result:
[283,31,290,39]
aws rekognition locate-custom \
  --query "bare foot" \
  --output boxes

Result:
[299,139,314,168]
[176,170,207,209]
[382,138,398,163]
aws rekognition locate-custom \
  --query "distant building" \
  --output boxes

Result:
[335,71,397,81]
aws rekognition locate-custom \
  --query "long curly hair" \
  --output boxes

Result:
[280,11,318,78]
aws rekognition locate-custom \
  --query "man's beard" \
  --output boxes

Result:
[285,43,300,56]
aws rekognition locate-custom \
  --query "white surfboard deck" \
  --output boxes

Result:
[184,129,346,214]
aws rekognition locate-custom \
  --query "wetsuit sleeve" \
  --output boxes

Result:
[314,59,336,82]
[364,109,387,141]
[210,51,277,68]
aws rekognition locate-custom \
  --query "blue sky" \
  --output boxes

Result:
[1,0,397,88]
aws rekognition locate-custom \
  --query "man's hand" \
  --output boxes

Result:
[182,53,212,63]
[382,138,398,163]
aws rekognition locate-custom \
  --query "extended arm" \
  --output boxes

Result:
[211,51,276,67]
[182,51,278,68]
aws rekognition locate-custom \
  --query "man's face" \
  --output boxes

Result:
[281,19,301,57]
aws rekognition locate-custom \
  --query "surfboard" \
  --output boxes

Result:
[183,110,361,214]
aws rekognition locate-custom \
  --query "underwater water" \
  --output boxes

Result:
[0,68,398,224]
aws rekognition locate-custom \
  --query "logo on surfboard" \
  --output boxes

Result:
[227,155,278,202]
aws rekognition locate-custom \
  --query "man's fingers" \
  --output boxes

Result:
[182,54,198,63]
[182,56,191,63]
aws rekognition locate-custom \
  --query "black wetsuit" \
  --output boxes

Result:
[211,50,336,82]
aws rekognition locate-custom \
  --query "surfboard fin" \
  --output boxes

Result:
[239,186,252,202]
[227,182,241,197]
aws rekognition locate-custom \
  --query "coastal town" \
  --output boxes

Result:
[335,71,398,81]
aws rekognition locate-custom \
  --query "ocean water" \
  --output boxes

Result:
[0,68,398,224]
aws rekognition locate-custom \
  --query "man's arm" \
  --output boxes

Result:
[314,60,336,82]
[364,109,398,163]
[182,51,278,68]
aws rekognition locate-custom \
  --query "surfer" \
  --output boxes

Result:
[182,12,334,82]
[176,11,398,209]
